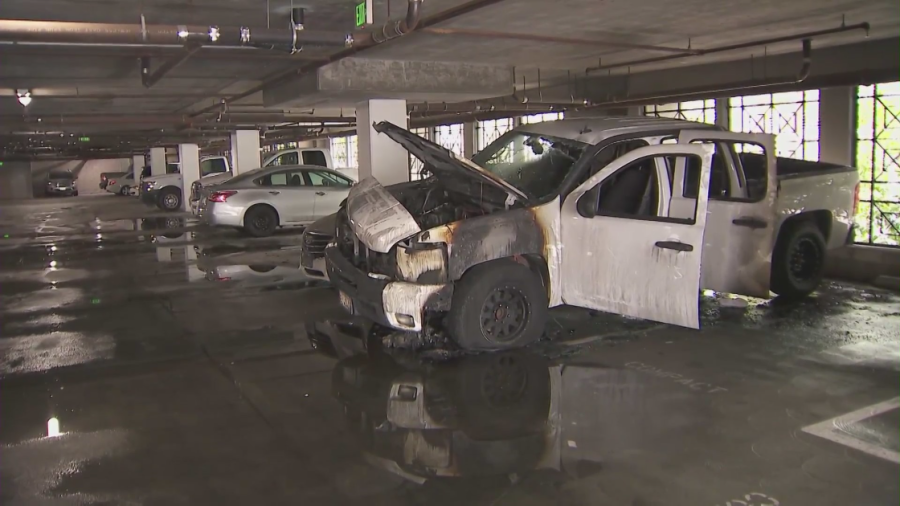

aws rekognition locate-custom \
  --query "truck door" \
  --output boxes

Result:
[560,144,713,329]
[674,131,776,298]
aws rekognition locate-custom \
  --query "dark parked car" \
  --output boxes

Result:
[46,173,78,197]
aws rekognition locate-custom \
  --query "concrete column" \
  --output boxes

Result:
[715,98,731,129]
[230,130,261,175]
[150,147,167,176]
[178,143,200,211]
[819,86,855,165]
[356,99,409,185]
[463,121,476,158]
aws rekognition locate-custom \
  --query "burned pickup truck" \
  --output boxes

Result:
[325,117,859,351]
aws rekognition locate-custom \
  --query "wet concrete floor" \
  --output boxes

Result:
[1,195,898,505]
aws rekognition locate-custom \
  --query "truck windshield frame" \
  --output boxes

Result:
[471,131,587,200]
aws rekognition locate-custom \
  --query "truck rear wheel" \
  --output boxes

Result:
[771,221,827,299]
[447,260,547,350]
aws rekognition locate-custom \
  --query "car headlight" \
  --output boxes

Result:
[145,181,157,190]
[396,243,447,283]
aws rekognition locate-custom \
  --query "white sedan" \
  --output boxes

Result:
[197,165,353,237]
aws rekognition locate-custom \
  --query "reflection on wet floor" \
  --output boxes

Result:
[1,197,898,505]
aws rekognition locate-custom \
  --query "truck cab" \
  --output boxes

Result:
[326,118,859,351]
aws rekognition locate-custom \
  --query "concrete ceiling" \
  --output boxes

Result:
[0,0,897,158]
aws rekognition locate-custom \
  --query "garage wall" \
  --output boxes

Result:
[74,159,131,196]
[0,161,34,200]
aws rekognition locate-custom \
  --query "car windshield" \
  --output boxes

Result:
[50,173,74,180]
[471,131,586,200]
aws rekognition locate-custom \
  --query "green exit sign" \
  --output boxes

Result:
[355,0,372,27]
[355,2,366,27]
[79,136,90,142]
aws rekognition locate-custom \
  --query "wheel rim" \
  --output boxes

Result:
[253,214,272,231]
[163,194,179,209]
[480,355,528,407]
[789,236,822,282]
[479,286,529,342]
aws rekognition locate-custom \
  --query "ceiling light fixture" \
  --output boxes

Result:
[16,90,32,107]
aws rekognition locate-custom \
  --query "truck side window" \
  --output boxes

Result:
[302,150,328,167]
[676,140,767,202]
[270,152,299,166]
[200,158,228,176]
[578,154,702,224]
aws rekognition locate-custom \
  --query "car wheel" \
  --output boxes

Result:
[771,221,827,299]
[158,188,182,211]
[243,206,278,237]
[120,185,130,196]
[447,260,547,350]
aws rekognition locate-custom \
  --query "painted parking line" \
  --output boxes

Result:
[801,396,900,464]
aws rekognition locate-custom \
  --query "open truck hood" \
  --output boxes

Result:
[346,178,422,253]
[373,121,526,204]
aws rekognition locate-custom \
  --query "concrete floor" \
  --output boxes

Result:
[1,195,898,506]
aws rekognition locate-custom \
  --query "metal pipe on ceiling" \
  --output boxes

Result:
[0,19,351,52]
[188,0,505,117]
[420,27,698,54]
[584,39,813,108]
[585,22,868,74]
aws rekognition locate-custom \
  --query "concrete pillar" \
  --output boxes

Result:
[150,147,167,176]
[715,98,731,130]
[819,86,855,165]
[356,99,409,185]
[178,143,200,211]
[230,130,261,175]
[463,121,476,158]
[0,161,33,200]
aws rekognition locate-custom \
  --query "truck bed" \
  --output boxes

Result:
[739,153,857,180]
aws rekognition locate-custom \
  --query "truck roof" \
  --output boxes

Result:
[516,115,723,145]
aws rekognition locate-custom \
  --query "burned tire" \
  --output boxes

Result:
[771,221,827,299]
[447,260,547,350]
[158,187,182,211]
[243,205,278,237]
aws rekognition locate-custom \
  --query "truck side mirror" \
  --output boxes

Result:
[577,187,600,218]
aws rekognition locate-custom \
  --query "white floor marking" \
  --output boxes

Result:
[801,397,900,464]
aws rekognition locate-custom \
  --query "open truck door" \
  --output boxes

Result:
[673,130,777,298]
[560,144,713,329]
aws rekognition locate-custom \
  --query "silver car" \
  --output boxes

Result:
[197,164,353,237]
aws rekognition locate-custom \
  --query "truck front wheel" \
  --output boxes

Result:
[447,260,547,350]
[771,221,827,299]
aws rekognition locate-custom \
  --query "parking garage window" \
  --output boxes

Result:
[409,127,431,180]
[476,118,515,152]
[521,112,565,124]
[645,100,716,124]
[729,91,820,161]
[855,81,900,245]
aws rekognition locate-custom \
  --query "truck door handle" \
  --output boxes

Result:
[315,191,326,196]
[732,217,767,229]
[654,241,694,252]
[268,191,280,195]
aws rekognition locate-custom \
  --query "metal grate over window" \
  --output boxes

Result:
[729,91,820,161]
[409,127,430,181]
[644,100,716,124]
[855,82,900,246]
[329,135,358,169]
[477,118,515,152]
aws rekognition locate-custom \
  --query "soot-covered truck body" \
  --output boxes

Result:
[325,117,859,350]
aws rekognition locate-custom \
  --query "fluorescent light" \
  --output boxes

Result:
[16,90,32,107]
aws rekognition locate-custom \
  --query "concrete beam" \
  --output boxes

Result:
[264,58,514,108]
[577,38,899,106]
